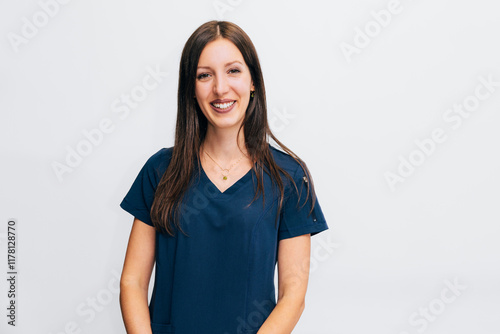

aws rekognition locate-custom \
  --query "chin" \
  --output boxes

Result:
[211,116,245,129]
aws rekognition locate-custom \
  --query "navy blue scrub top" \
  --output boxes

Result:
[120,144,329,334]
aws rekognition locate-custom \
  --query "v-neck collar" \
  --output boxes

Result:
[199,160,256,197]
[194,143,272,197]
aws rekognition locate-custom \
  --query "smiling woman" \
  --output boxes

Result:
[119,20,329,334]
[195,38,254,139]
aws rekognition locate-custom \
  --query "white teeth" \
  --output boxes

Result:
[212,101,235,109]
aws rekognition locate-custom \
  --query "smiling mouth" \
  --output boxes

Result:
[211,101,236,110]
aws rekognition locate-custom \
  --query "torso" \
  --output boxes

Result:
[132,144,329,333]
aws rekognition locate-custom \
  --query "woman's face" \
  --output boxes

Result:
[195,38,254,131]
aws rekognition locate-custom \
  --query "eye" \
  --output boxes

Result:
[228,68,241,74]
[197,73,210,80]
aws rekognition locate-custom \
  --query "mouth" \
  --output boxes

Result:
[210,100,236,113]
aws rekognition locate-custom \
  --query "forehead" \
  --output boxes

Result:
[198,38,245,65]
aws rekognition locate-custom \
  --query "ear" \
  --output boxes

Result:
[251,81,255,91]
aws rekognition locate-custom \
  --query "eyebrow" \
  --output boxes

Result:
[197,61,243,70]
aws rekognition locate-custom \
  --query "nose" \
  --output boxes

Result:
[213,73,229,96]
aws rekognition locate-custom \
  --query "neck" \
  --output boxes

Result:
[201,125,248,163]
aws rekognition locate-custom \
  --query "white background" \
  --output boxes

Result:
[1,0,499,333]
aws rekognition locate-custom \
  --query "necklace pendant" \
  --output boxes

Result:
[221,169,229,181]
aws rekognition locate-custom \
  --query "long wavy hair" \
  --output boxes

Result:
[151,20,318,236]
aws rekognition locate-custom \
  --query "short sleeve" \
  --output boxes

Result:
[120,149,165,227]
[278,165,329,241]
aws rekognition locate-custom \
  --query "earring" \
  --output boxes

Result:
[250,90,255,98]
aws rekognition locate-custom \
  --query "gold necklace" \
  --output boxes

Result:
[203,148,248,180]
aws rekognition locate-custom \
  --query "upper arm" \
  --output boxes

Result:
[277,164,329,241]
[277,233,311,304]
[120,218,156,291]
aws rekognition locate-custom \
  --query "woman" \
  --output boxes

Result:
[119,20,328,334]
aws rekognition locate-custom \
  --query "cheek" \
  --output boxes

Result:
[195,82,210,98]
[195,84,202,96]
[233,81,252,97]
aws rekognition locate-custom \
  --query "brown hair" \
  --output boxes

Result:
[151,20,318,236]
